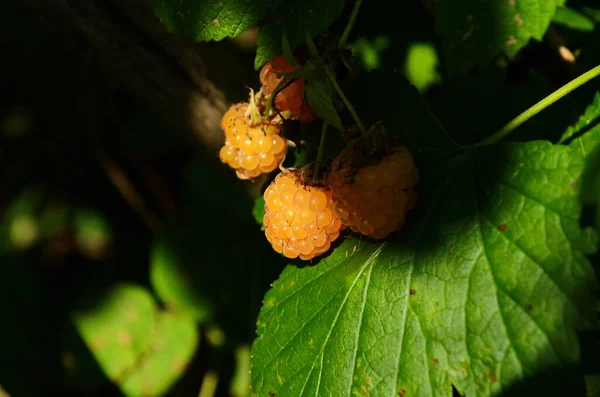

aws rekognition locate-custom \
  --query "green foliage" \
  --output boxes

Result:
[305,73,344,131]
[434,0,565,74]
[251,135,599,397]
[552,6,596,32]
[252,196,266,230]
[67,284,198,397]
[150,239,214,322]
[562,92,600,153]
[154,0,279,42]
[254,0,347,68]
[404,42,441,92]
[6,0,600,395]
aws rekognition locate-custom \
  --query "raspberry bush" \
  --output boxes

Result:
[5,0,600,396]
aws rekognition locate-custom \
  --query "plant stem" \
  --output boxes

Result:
[470,64,600,148]
[314,122,328,182]
[263,75,296,117]
[323,64,367,139]
[338,0,362,48]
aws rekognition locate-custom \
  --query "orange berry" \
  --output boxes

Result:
[259,56,316,122]
[218,103,288,180]
[326,145,419,239]
[263,171,344,260]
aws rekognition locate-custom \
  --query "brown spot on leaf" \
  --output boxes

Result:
[572,180,580,189]
[410,289,416,295]
[433,359,439,365]
[490,373,497,383]
[514,13,524,26]
[117,330,132,347]
[399,390,406,397]
[556,340,565,349]
[268,392,275,397]
[498,224,507,232]
[525,304,533,312]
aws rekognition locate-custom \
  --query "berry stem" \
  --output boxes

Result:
[324,65,367,139]
[314,122,329,183]
[305,29,320,58]
[470,64,600,148]
[263,75,297,118]
[338,0,363,48]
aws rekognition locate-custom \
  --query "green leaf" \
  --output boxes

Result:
[119,312,198,397]
[349,69,461,164]
[150,238,214,322]
[71,285,157,383]
[254,0,347,68]
[404,42,442,93]
[552,7,596,32]
[70,284,198,396]
[429,68,583,145]
[253,196,266,230]
[251,140,598,396]
[154,0,280,42]
[281,33,297,67]
[583,7,600,23]
[305,74,344,131]
[562,92,600,155]
[435,0,566,74]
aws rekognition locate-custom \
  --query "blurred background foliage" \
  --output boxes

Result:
[1,0,600,396]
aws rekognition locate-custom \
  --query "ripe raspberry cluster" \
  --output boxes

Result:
[263,171,343,260]
[217,55,420,261]
[219,102,287,180]
[218,57,314,180]
[327,145,419,239]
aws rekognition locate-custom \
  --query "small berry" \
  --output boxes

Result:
[259,56,315,122]
[263,171,344,260]
[327,145,419,239]
[219,97,287,180]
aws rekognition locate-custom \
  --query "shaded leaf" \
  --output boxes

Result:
[254,0,347,68]
[251,140,598,396]
[305,74,343,131]
[580,144,600,230]
[435,0,566,74]
[252,196,266,230]
[552,6,596,32]
[150,239,214,322]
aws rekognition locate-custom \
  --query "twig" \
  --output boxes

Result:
[96,149,161,232]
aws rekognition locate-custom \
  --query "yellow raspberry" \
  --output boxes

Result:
[327,145,419,239]
[263,171,344,260]
[218,102,287,180]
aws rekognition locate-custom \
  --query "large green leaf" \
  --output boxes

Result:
[250,140,598,396]
[254,0,347,68]
[435,0,566,74]
[154,0,280,41]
